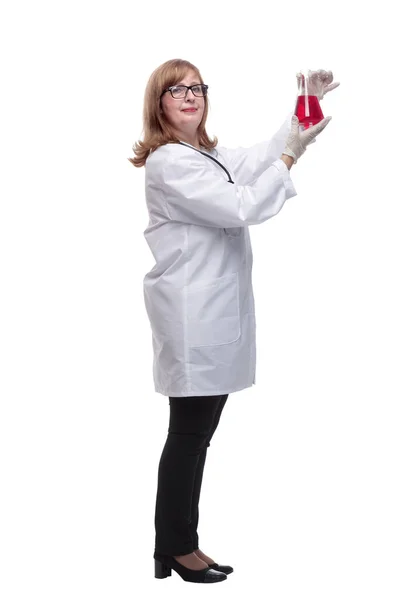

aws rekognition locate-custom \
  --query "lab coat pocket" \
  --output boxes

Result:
[187,272,241,347]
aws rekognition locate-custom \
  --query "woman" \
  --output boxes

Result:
[129,59,338,584]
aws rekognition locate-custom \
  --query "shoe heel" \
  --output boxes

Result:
[155,559,172,579]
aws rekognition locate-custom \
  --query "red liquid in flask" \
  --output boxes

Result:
[294,95,324,129]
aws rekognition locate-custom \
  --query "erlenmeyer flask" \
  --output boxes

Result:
[294,69,325,130]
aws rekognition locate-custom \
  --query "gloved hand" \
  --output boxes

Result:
[282,115,332,164]
[296,70,340,100]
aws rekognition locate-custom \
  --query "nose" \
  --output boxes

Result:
[185,88,196,101]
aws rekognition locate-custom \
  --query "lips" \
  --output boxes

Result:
[182,108,197,112]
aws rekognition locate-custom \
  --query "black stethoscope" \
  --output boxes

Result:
[178,141,235,184]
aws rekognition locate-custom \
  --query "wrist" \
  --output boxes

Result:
[281,153,295,169]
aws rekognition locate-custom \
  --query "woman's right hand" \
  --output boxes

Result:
[282,115,332,164]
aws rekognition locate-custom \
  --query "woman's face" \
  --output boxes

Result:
[160,69,205,138]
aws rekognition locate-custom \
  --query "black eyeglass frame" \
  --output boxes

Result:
[160,84,209,99]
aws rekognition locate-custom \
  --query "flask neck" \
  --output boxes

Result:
[298,73,320,97]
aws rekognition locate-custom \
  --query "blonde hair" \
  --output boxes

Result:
[129,58,218,168]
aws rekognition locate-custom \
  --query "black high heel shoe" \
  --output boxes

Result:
[207,561,234,575]
[154,551,227,583]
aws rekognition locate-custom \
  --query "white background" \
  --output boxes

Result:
[1,1,394,598]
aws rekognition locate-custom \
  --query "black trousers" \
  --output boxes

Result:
[154,394,228,556]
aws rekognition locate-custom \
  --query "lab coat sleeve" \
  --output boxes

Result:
[216,112,293,186]
[146,145,297,229]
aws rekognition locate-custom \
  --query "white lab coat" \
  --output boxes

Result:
[143,112,297,397]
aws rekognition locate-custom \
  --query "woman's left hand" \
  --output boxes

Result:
[296,70,340,100]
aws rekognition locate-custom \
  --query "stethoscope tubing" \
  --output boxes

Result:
[178,141,235,184]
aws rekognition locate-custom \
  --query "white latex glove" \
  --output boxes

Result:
[296,70,340,100]
[283,115,332,164]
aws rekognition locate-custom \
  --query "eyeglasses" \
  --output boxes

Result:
[160,84,209,99]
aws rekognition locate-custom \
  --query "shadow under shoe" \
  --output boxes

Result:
[154,551,227,583]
